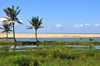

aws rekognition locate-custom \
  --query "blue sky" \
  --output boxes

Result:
[0,0,100,33]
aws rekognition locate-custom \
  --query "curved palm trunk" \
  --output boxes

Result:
[13,23,16,42]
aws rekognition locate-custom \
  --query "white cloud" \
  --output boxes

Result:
[94,24,99,27]
[73,24,83,28]
[0,18,7,21]
[85,23,90,26]
[56,24,62,28]
[0,18,7,22]
[0,18,7,25]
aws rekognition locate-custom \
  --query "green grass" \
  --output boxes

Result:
[0,41,100,65]
[0,47,100,66]
[0,41,100,46]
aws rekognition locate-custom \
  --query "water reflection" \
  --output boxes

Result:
[0,45,100,51]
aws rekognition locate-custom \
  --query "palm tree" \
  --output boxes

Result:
[2,5,22,41]
[27,16,44,42]
[0,23,12,39]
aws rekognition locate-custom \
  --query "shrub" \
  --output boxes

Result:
[48,47,75,59]
[35,51,48,57]
[34,59,39,66]
[5,55,32,66]
[14,57,31,66]
[89,38,94,41]
[1,46,10,51]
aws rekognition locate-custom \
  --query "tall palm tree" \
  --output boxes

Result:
[0,23,12,39]
[27,16,44,42]
[2,5,22,41]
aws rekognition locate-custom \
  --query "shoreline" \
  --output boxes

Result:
[0,33,100,38]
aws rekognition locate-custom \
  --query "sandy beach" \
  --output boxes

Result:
[0,33,100,38]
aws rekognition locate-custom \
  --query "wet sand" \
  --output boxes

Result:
[0,33,100,38]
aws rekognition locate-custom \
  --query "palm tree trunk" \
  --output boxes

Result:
[13,23,16,42]
[35,29,39,47]
[35,29,38,42]
[6,32,8,39]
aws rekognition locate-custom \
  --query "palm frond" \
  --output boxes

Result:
[16,10,21,16]
[15,18,22,24]
[3,9,11,17]
[17,6,19,10]
[28,20,33,26]
[0,27,4,29]
[26,26,33,30]
[27,16,44,30]
[1,30,5,33]
[8,29,12,31]
[12,5,14,9]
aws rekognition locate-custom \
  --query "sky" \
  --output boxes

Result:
[0,0,100,34]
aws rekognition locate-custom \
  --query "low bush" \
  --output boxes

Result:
[48,47,75,59]
[89,38,94,41]
[1,46,10,51]
[4,55,32,66]
[14,57,31,66]
[34,59,39,66]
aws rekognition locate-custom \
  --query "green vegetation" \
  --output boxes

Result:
[0,41,100,46]
[0,47,100,66]
[89,38,94,41]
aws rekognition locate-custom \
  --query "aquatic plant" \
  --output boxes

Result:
[89,38,94,41]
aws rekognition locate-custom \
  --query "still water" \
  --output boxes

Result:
[0,45,100,51]
[0,38,100,41]
[0,38,100,51]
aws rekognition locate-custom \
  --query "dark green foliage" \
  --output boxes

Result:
[14,57,31,66]
[35,51,48,57]
[1,46,10,51]
[34,59,39,66]
[49,47,75,59]
[89,38,94,41]
[86,53,94,57]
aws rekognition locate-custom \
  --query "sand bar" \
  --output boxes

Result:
[0,33,100,38]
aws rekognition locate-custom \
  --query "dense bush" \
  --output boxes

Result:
[48,47,75,59]
[4,55,32,66]
[14,57,31,66]
[89,38,94,41]
[1,46,10,51]
[35,51,48,57]
[34,59,39,66]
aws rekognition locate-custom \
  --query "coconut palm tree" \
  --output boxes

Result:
[0,23,12,39]
[27,16,44,42]
[2,5,22,41]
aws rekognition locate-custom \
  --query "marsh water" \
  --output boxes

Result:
[0,38,100,41]
[0,45,100,51]
[0,38,100,51]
